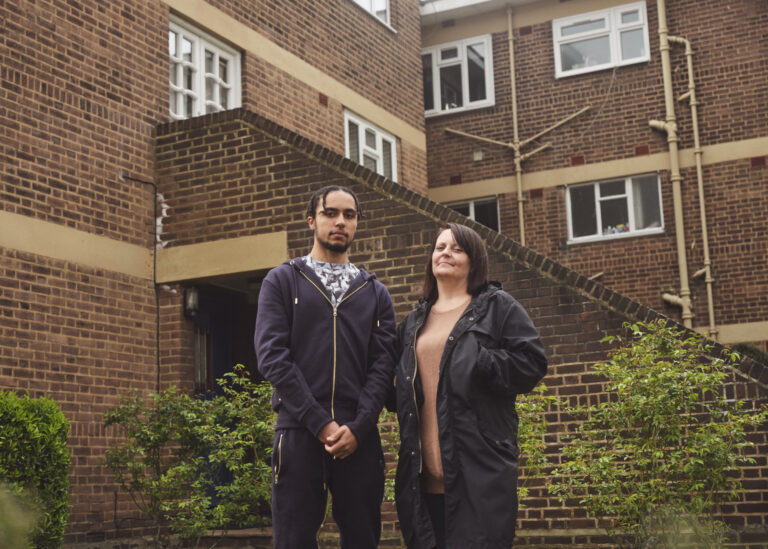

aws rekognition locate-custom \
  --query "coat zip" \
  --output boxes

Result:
[298,271,368,419]
[411,320,424,473]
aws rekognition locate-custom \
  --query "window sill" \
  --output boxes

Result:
[555,57,649,79]
[349,2,397,35]
[567,227,664,245]
[425,101,495,118]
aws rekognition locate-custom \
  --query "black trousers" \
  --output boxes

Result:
[270,427,385,549]
[424,492,447,549]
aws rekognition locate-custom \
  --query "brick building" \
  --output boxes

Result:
[422,0,768,349]
[1,0,767,547]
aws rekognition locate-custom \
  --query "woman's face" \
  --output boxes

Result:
[432,229,471,287]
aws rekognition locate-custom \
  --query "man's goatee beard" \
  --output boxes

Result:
[321,240,350,253]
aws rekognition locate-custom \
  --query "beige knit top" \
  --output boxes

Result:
[415,298,470,494]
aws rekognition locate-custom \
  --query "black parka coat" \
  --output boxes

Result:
[394,283,547,549]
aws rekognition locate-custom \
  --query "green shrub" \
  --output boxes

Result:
[104,365,274,547]
[549,320,768,548]
[0,391,71,549]
[515,383,558,504]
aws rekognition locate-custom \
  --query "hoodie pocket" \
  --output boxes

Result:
[273,431,284,485]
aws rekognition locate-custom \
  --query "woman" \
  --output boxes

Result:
[394,223,547,549]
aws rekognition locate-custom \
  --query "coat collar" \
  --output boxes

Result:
[415,281,502,323]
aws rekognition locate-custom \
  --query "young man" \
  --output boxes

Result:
[254,185,397,549]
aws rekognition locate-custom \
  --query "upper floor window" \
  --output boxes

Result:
[448,197,499,232]
[350,0,390,26]
[344,111,398,181]
[422,35,495,116]
[169,17,242,120]
[552,2,649,78]
[566,174,663,243]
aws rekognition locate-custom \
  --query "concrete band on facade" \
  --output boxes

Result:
[0,211,153,279]
[155,233,288,283]
[3,204,764,345]
[428,135,768,203]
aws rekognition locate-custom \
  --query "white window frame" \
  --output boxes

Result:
[169,16,242,120]
[422,34,495,117]
[552,2,650,78]
[447,197,500,231]
[566,173,664,243]
[344,111,398,182]
[349,0,393,29]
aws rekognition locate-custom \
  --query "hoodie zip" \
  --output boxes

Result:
[274,432,284,484]
[297,269,368,419]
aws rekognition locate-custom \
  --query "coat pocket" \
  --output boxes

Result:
[476,412,519,463]
[465,324,497,350]
[479,428,519,463]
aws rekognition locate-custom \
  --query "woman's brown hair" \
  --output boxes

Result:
[421,223,489,301]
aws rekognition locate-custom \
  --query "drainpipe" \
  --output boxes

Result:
[650,0,693,328]
[446,9,588,244]
[508,7,525,245]
[668,35,717,340]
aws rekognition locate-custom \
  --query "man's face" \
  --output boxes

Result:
[308,190,359,254]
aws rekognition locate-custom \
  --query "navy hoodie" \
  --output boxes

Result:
[254,258,397,442]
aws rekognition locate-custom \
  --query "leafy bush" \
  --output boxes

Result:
[104,365,274,547]
[0,391,70,549]
[379,410,399,503]
[515,384,558,503]
[549,320,768,548]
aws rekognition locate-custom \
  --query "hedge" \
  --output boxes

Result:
[0,391,71,548]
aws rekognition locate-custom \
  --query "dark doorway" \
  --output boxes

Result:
[186,276,263,394]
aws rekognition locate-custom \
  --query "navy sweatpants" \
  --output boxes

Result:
[270,427,385,549]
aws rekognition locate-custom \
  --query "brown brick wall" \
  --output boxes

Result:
[1,0,166,245]
[153,111,768,547]
[425,0,768,332]
[505,157,768,331]
[426,0,768,187]
[240,38,428,194]
[0,247,158,540]
[2,0,767,543]
[1,0,426,540]
[218,0,428,193]
[0,0,426,254]
[213,0,425,131]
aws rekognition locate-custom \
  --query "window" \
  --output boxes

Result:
[422,35,495,116]
[169,17,241,120]
[566,174,663,242]
[552,2,649,78]
[448,197,499,232]
[350,0,390,26]
[344,111,398,181]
